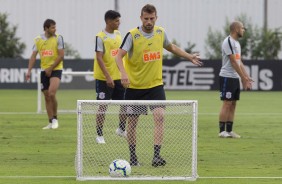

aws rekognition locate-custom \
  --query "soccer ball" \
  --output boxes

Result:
[109,159,131,177]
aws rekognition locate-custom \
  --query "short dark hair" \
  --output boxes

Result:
[104,10,121,22]
[43,19,56,30]
[141,4,157,16]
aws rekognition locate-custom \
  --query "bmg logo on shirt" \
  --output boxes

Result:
[143,51,160,62]
[41,50,54,57]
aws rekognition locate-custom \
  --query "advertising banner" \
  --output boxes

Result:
[0,59,281,91]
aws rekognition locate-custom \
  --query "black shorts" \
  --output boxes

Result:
[95,79,125,100]
[125,85,166,116]
[219,76,240,101]
[41,70,62,91]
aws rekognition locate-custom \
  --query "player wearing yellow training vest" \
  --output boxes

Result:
[123,26,164,89]
[94,10,127,144]
[26,19,64,130]
[116,4,203,167]
[94,30,122,81]
[35,34,63,71]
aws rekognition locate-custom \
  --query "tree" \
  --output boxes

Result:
[163,39,181,60]
[250,28,282,60]
[184,41,197,54]
[163,39,197,60]
[64,42,81,59]
[0,13,26,58]
[205,27,225,60]
[205,14,282,60]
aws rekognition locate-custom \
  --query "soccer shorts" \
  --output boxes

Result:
[95,79,125,100]
[124,85,166,116]
[41,70,62,91]
[219,76,240,101]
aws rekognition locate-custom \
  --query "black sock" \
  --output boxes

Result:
[96,126,103,136]
[119,121,126,131]
[219,121,225,133]
[53,115,57,120]
[226,121,233,132]
[154,145,161,158]
[49,119,52,123]
[129,145,136,158]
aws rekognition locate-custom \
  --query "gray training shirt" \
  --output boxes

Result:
[219,35,241,78]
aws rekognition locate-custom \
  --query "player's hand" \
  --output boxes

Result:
[26,71,31,82]
[248,77,254,83]
[191,53,203,66]
[242,77,253,90]
[106,77,115,88]
[246,83,252,90]
[121,73,130,88]
[45,68,52,77]
[246,78,254,90]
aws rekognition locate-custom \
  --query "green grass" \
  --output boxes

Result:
[0,90,282,184]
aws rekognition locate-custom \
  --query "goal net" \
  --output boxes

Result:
[76,100,198,181]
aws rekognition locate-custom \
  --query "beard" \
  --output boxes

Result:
[143,24,154,32]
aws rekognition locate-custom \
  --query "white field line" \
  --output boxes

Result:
[0,176,282,179]
[0,176,75,179]
[199,176,282,179]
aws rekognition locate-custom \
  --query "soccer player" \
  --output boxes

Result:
[115,4,202,166]
[94,10,127,144]
[218,21,253,138]
[26,19,64,129]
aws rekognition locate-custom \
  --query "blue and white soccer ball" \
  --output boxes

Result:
[109,159,131,177]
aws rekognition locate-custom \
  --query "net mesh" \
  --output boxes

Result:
[76,100,197,180]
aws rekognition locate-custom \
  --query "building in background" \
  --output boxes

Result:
[0,0,281,59]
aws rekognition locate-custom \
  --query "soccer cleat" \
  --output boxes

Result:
[130,155,140,166]
[116,128,127,138]
[51,119,59,129]
[228,131,241,138]
[152,156,166,167]
[96,136,106,144]
[42,123,52,130]
[218,131,232,138]
[130,160,140,166]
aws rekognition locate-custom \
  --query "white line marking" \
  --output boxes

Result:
[200,113,282,116]
[0,176,281,179]
[0,176,75,178]
[199,176,282,179]
[0,112,37,115]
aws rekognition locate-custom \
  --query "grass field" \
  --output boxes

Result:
[0,90,281,184]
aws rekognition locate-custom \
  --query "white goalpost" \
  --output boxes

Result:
[36,71,94,113]
[76,100,198,181]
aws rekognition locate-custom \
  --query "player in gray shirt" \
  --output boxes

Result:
[218,21,253,138]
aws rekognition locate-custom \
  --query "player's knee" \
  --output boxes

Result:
[223,101,234,109]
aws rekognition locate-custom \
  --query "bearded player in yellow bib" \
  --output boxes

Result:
[26,19,64,129]
[116,4,203,167]
[94,10,127,144]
